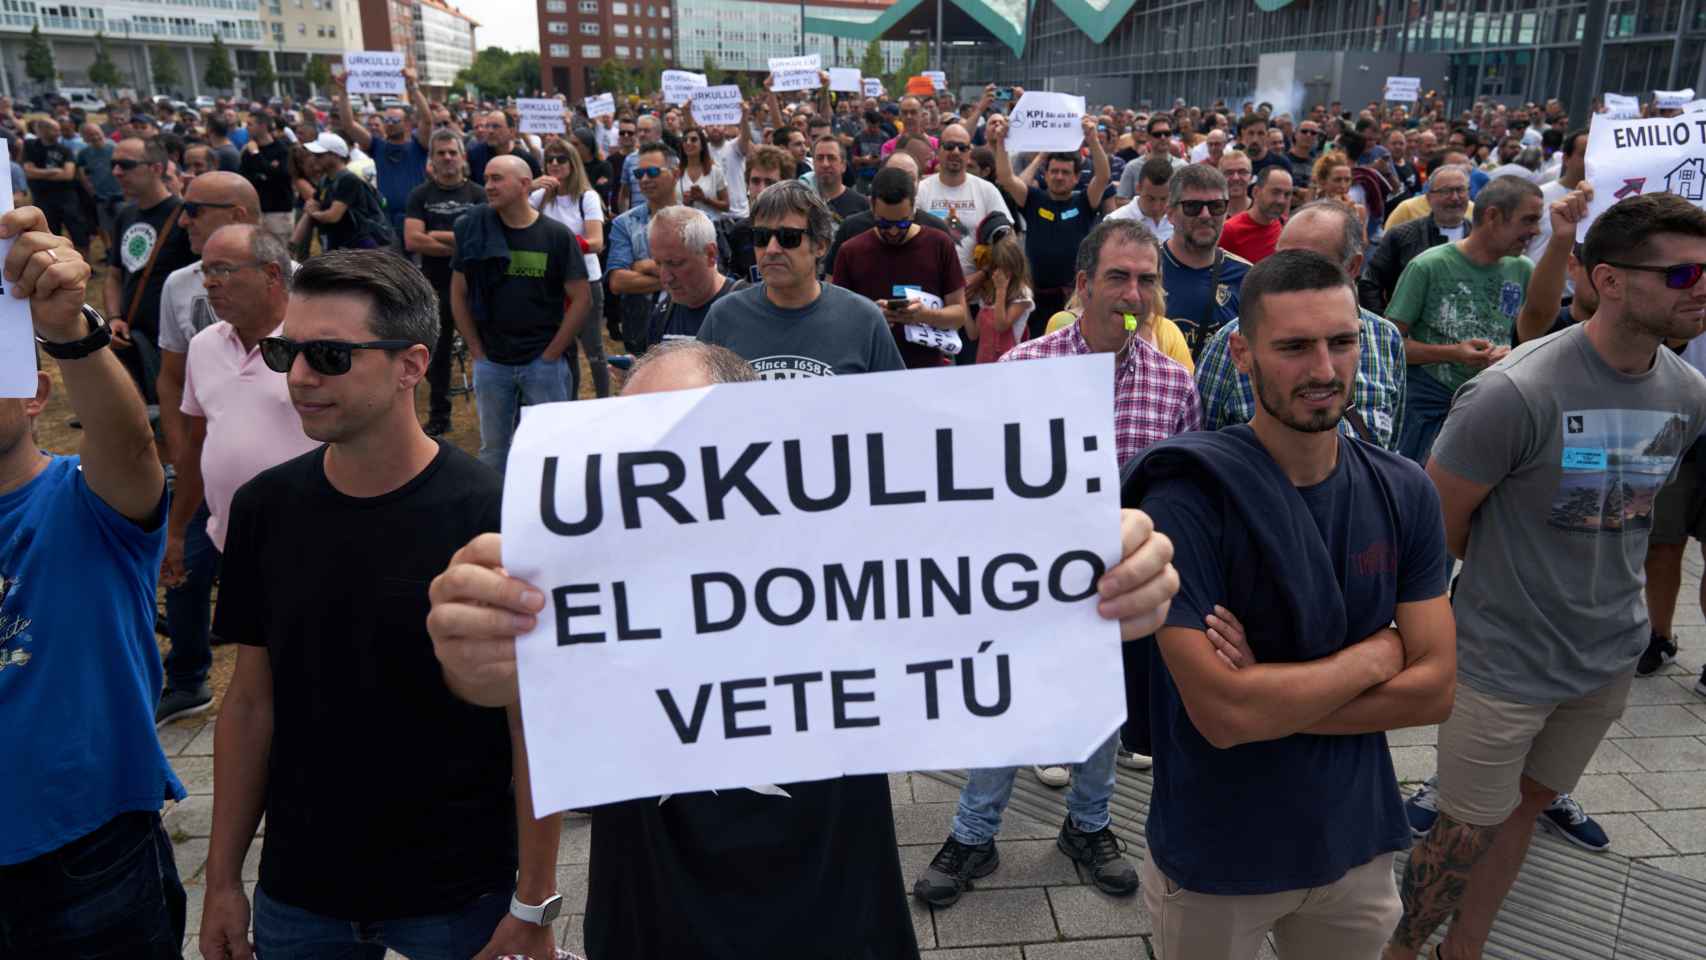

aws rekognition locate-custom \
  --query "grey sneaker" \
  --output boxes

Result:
[156,684,213,727]
[1057,819,1138,896]
[913,836,999,907]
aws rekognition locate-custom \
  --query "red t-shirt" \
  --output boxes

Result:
[1218,211,1284,265]
[831,225,965,368]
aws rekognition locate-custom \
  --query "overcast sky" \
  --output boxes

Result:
[472,0,540,54]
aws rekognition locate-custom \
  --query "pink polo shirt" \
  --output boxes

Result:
[181,321,320,551]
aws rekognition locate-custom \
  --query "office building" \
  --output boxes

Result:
[0,0,266,99]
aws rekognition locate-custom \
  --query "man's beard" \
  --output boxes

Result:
[1251,354,1347,434]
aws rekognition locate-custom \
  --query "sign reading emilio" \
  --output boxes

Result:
[503,356,1125,815]
[1580,113,1706,240]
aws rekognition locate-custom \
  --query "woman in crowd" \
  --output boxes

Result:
[532,140,612,399]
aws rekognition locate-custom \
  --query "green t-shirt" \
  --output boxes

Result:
[1385,242,1533,392]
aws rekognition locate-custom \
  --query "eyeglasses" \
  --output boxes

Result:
[618,129,636,137]
[259,337,418,376]
[202,261,263,280]
[940,142,971,152]
[752,226,808,249]
[875,217,911,231]
[113,158,146,170]
[182,200,239,218]
[634,166,665,180]
[1604,261,1706,290]
[1177,199,1228,217]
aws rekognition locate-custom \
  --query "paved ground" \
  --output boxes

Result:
[159,553,1706,958]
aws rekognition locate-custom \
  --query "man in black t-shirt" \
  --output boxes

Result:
[23,118,89,255]
[239,113,296,243]
[451,154,591,473]
[406,129,487,436]
[988,113,1108,336]
[200,251,562,960]
[296,132,388,252]
[810,135,869,223]
[104,136,196,404]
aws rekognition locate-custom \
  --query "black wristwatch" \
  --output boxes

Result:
[36,305,112,360]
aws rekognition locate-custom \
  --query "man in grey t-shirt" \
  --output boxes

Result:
[1385,192,1706,960]
[699,179,903,378]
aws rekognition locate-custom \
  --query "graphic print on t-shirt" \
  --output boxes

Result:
[120,221,159,273]
[1550,408,1693,534]
[509,250,548,278]
[750,355,836,379]
[0,565,33,672]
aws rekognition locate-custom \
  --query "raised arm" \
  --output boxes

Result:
[1083,115,1110,206]
[406,68,432,150]
[986,116,1028,207]
[330,73,372,152]
[1516,183,1592,345]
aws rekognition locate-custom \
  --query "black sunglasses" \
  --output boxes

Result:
[940,142,971,152]
[634,166,665,180]
[752,226,807,249]
[1604,262,1706,290]
[182,200,239,218]
[259,337,417,376]
[113,158,146,170]
[1177,199,1228,217]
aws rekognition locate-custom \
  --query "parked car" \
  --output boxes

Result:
[193,95,217,110]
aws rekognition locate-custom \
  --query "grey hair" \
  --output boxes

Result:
[1426,163,1472,191]
[1287,199,1365,269]
[227,224,295,284]
[749,179,835,255]
[289,250,438,349]
[1472,175,1543,227]
[1168,163,1229,207]
[1516,146,1543,172]
[429,128,465,153]
[626,340,756,388]
[649,205,717,253]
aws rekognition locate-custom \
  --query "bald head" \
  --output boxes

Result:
[884,150,920,180]
[483,154,535,212]
[188,171,262,218]
[623,341,755,395]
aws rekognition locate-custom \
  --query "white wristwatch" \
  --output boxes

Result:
[509,892,564,926]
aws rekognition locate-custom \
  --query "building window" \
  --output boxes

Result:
[611,21,626,35]
[581,43,601,57]
[661,25,669,38]
[544,0,564,9]
[611,1,625,13]
[327,24,334,36]
[614,44,629,57]
[549,42,570,56]
[577,0,596,11]
[579,20,597,34]
[646,4,655,15]
[547,20,567,33]
[647,25,655,38]
[297,21,305,32]
[660,5,667,16]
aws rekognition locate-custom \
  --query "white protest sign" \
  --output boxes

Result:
[1006,91,1089,153]
[342,50,405,95]
[504,356,1125,814]
[1657,88,1698,110]
[662,69,708,105]
[863,78,884,98]
[0,161,36,398]
[923,70,947,92]
[1603,93,1641,119]
[516,98,566,135]
[584,92,616,118]
[1579,113,1706,240]
[690,85,744,126]
[1685,100,1706,115]
[769,54,822,92]
[1383,76,1421,102]
[904,325,962,355]
[829,68,863,93]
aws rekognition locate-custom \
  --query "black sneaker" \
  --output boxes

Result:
[1638,631,1678,676]
[912,836,999,907]
[1057,819,1138,896]
[1695,663,1706,698]
[156,684,213,727]
[424,417,451,438]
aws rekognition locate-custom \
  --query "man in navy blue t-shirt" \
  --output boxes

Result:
[1129,249,1454,959]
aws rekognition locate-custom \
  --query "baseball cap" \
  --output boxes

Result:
[304,131,350,158]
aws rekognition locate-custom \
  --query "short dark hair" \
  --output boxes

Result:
[1472,175,1542,227]
[1582,194,1706,277]
[1239,249,1352,338]
[1253,165,1291,189]
[1138,155,1174,188]
[289,249,439,350]
[1236,113,1267,135]
[207,115,230,137]
[863,110,882,125]
[1561,127,1589,160]
[1045,152,1080,173]
[871,165,916,205]
[635,140,673,166]
[1076,218,1160,279]
[1146,115,1173,135]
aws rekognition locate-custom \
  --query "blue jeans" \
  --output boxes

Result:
[253,885,509,960]
[949,732,1120,845]
[164,503,219,692]
[1395,367,1455,468]
[0,811,186,958]
[473,355,571,474]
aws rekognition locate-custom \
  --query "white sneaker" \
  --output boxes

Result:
[1033,765,1070,788]
[1116,747,1153,770]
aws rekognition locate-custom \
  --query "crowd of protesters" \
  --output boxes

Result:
[2,74,1705,960]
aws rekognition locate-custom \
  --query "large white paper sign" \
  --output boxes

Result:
[1579,113,1706,240]
[769,54,822,92]
[923,70,947,92]
[1383,76,1421,102]
[1686,100,1706,115]
[584,92,616,118]
[0,161,36,398]
[1006,91,1088,153]
[343,50,405,95]
[863,78,884,98]
[517,99,566,135]
[504,356,1125,815]
[1603,93,1641,119]
[663,70,708,105]
[690,85,744,126]
[1657,88,1698,110]
[829,68,863,93]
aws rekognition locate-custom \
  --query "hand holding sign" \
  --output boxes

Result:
[1,205,94,361]
[0,166,37,397]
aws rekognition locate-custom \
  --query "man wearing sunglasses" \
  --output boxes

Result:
[333,67,433,249]
[608,141,682,355]
[917,123,1008,295]
[104,137,198,404]
[1159,163,1251,360]
[200,249,562,960]
[1385,192,1706,960]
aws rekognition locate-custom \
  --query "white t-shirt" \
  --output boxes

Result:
[1105,202,1175,244]
[1437,223,1468,242]
[681,164,729,220]
[157,262,217,355]
[597,122,621,154]
[1524,178,1573,296]
[531,186,605,281]
[916,173,1009,276]
[711,138,748,218]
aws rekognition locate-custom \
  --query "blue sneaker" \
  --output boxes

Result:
[1539,793,1611,852]
[1405,776,1440,838]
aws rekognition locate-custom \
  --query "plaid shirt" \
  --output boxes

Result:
[1000,321,1202,464]
[1193,307,1408,449]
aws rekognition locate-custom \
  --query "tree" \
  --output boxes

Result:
[886,43,929,98]
[509,51,541,94]
[593,59,635,97]
[638,52,667,94]
[88,32,122,90]
[303,54,331,91]
[456,46,519,96]
[204,35,236,93]
[24,25,56,87]
[859,40,883,83]
[252,53,277,96]
[701,52,726,87]
[152,48,181,93]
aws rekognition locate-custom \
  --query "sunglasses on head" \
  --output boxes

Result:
[1605,261,1706,290]
[1178,199,1228,217]
[634,166,665,180]
[752,226,808,249]
[259,337,417,376]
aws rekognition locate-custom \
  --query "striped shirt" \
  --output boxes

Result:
[1192,307,1408,449]
[1000,320,1201,464]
